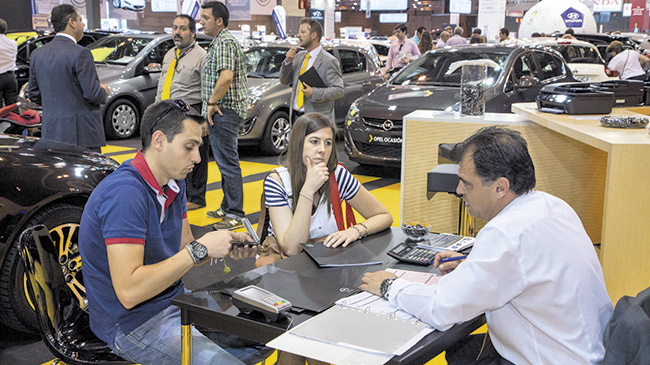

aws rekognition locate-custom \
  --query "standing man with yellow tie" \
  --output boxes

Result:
[156,14,208,211]
[280,18,343,123]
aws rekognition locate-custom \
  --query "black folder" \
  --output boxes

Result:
[299,67,327,88]
[302,242,383,268]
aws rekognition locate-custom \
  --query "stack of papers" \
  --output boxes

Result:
[267,269,439,364]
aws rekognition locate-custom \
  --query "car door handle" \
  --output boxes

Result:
[362,81,372,86]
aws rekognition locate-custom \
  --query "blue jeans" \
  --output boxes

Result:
[111,306,269,365]
[207,108,244,218]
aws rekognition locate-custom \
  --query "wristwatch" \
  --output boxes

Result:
[379,277,397,299]
[186,240,208,265]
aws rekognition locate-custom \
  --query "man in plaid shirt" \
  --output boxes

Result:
[200,1,248,230]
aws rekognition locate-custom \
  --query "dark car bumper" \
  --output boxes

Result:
[344,122,403,167]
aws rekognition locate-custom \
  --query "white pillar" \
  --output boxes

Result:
[325,0,336,39]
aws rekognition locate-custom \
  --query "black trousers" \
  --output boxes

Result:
[0,71,18,107]
[446,333,514,365]
[185,103,209,206]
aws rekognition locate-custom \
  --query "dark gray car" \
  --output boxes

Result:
[239,40,385,155]
[344,44,577,167]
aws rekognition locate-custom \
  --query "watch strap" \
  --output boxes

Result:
[380,277,397,299]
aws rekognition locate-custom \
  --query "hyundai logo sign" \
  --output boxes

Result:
[309,9,324,20]
[561,7,584,28]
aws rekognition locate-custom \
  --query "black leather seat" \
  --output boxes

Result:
[20,225,132,365]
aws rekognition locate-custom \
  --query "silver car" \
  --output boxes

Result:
[239,40,385,155]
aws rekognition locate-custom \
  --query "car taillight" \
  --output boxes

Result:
[605,66,618,77]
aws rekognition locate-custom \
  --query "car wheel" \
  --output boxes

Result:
[112,0,121,8]
[0,203,84,334]
[104,99,139,140]
[260,110,291,155]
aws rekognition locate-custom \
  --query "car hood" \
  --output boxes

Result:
[0,135,119,172]
[247,77,279,89]
[355,83,498,120]
[95,63,127,84]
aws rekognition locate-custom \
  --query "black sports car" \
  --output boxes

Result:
[0,135,118,333]
[344,44,577,167]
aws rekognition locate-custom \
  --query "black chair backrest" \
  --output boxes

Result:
[20,225,131,365]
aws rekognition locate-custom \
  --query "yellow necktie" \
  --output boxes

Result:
[296,53,311,109]
[161,49,181,100]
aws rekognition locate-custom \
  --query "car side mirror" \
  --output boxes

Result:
[516,76,540,89]
[144,63,162,74]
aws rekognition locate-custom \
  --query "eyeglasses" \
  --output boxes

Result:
[151,99,192,132]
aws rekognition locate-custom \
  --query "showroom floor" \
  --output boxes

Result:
[0,136,479,364]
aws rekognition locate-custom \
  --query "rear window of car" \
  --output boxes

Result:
[392,50,510,87]
[88,37,152,64]
[549,45,603,64]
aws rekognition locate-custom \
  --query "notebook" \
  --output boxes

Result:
[302,242,383,268]
[299,67,327,88]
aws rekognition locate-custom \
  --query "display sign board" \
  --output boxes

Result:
[561,7,584,28]
[360,0,408,11]
[227,0,251,21]
[32,14,51,31]
[379,13,408,23]
[623,3,632,16]
[450,0,472,14]
[593,0,622,12]
[477,0,506,41]
[505,0,540,12]
[151,0,177,12]
[272,6,287,39]
[251,0,277,15]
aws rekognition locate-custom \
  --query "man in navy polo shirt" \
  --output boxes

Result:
[79,99,263,364]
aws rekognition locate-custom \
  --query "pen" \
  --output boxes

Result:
[439,255,467,263]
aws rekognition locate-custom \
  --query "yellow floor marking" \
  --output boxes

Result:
[101,145,135,154]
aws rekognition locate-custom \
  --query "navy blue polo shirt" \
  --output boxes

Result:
[79,150,188,344]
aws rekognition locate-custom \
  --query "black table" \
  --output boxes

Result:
[173,227,485,364]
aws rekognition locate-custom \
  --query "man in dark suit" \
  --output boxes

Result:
[28,4,108,151]
[280,18,343,123]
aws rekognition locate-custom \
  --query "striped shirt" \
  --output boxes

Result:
[201,28,248,119]
[264,165,360,208]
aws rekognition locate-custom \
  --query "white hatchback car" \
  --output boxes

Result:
[505,38,619,82]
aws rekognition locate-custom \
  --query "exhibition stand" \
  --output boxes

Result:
[401,104,650,302]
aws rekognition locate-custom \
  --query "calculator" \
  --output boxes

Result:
[387,242,439,266]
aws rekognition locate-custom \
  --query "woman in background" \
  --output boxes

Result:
[606,40,649,80]
[418,31,433,54]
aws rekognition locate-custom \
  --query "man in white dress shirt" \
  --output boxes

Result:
[361,126,613,364]
[0,18,18,106]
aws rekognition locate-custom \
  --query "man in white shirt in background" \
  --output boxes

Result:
[445,26,467,46]
[0,18,18,107]
[361,126,613,364]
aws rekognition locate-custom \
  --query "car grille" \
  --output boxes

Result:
[362,117,403,131]
[355,141,402,159]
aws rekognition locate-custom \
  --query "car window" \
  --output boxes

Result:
[512,53,536,80]
[374,44,389,57]
[550,45,603,64]
[88,37,153,64]
[392,50,510,87]
[148,39,175,64]
[78,35,97,47]
[244,47,289,78]
[533,51,564,80]
[197,39,211,51]
[339,49,366,73]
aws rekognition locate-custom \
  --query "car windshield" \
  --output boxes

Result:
[392,50,510,87]
[549,45,603,64]
[88,36,152,64]
[244,47,290,78]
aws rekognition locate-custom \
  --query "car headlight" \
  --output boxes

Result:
[247,86,265,110]
[346,102,360,127]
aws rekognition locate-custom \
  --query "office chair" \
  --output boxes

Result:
[20,225,132,365]
[603,286,650,364]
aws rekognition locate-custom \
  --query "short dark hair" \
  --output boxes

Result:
[140,100,205,151]
[174,14,196,34]
[531,32,541,37]
[51,4,78,33]
[565,28,575,36]
[452,126,536,195]
[472,28,482,35]
[470,34,483,44]
[394,23,408,33]
[0,18,7,34]
[500,27,510,37]
[300,18,323,41]
[416,26,427,36]
[606,40,624,54]
[202,1,229,27]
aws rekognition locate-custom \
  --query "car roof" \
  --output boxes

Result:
[503,37,599,49]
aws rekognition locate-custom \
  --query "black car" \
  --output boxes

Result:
[573,33,643,61]
[0,136,118,333]
[14,31,113,88]
[344,44,576,167]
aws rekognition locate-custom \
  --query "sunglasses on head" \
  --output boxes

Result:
[151,99,198,133]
